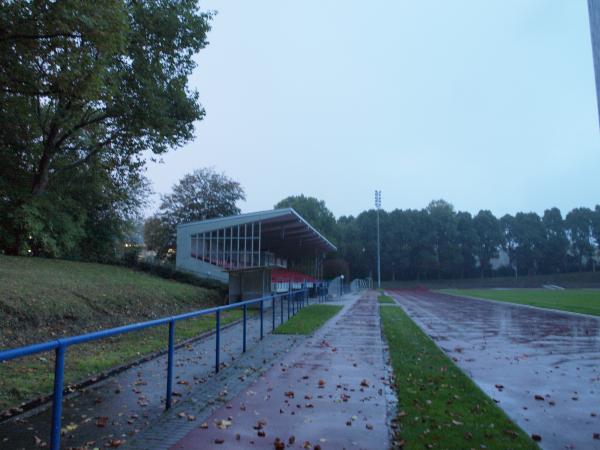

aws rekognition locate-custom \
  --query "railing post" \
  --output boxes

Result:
[287,292,290,320]
[50,344,66,450]
[260,299,264,340]
[215,310,221,373]
[242,304,247,353]
[280,296,284,324]
[166,320,175,409]
[272,296,275,332]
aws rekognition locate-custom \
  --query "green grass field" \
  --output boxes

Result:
[274,304,342,335]
[380,306,537,449]
[383,271,600,289]
[0,255,238,411]
[441,288,600,316]
[378,294,396,304]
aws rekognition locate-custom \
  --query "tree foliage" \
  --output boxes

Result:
[274,195,338,244]
[0,0,212,258]
[329,200,600,281]
[145,168,245,258]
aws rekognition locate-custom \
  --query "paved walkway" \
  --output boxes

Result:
[1,306,299,450]
[165,291,393,450]
[390,289,600,450]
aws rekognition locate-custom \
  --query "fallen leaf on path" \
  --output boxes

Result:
[216,419,232,429]
[96,416,109,428]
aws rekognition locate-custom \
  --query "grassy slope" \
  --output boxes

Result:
[378,294,395,304]
[441,288,600,317]
[380,306,537,449]
[274,304,342,335]
[0,256,240,411]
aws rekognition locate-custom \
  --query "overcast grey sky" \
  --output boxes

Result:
[144,0,600,219]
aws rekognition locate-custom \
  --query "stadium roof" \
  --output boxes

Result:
[177,208,337,256]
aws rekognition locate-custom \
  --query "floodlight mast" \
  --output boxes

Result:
[375,190,382,289]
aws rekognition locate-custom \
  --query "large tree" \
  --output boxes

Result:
[145,168,245,258]
[456,211,480,278]
[0,0,212,255]
[473,210,502,276]
[565,207,594,271]
[274,195,338,243]
[541,207,568,273]
[426,200,461,278]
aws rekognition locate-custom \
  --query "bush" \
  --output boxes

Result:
[120,256,227,296]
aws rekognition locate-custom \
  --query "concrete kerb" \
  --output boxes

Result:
[0,316,247,424]
[125,293,360,450]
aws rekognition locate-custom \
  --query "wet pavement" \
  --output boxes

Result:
[389,289,600,450]
[0,306,301,450]
[168,292,394,450]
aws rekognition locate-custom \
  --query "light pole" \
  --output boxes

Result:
[375,190,381,289]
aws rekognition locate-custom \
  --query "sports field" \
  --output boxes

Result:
[441,288,600,316]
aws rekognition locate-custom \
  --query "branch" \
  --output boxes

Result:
[53,134,116,174]
[53,112,109,149]
[0,32,83,42]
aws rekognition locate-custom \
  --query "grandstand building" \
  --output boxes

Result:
[176,208,336,302]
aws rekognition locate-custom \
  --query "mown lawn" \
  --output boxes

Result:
[380,306,538,449]
[378,294,396,304]
[0,255,234,411]
[441,288,600,317]
[274,304,342,335]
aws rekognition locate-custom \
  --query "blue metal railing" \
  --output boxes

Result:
[0,282,329,450]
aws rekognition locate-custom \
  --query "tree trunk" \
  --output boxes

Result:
[31,149,52,195]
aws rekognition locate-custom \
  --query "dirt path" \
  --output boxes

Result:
[390,289,600,450]
[168,292,394,450]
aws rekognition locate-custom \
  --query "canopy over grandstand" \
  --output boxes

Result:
[176,208,337,302]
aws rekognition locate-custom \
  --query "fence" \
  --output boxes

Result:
[350,278,370,292]
[0,283,329,450]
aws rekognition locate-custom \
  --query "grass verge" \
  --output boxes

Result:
[378,294,396,304]
[440,288,600,317]
[274,304,342,335]
[0,310,242,411]
[0,255,233,412]
[380,306,537,449]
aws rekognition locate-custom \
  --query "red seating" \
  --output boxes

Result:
[271,269,315,283]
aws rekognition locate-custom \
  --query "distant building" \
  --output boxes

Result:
[589,0,600,125]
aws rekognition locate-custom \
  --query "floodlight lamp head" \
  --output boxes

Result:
[374,190,381,209]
